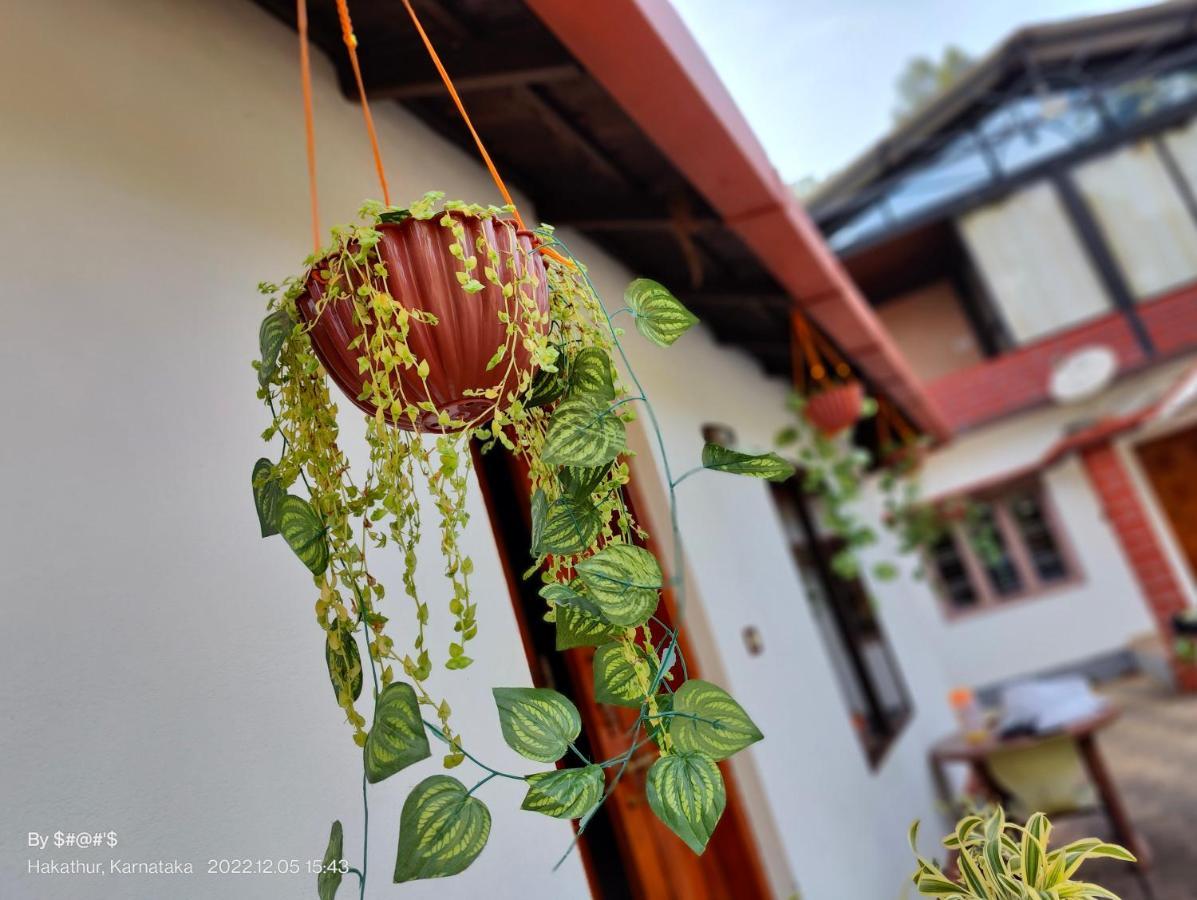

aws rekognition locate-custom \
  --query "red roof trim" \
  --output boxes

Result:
[525,0,950,440]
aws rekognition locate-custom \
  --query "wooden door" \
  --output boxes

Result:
[1137,424,1197,582]
[472,445,771,900]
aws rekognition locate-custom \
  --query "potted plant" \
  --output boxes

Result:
[253,193,793,892]
[803,379,865,436]
[909,807,1134,898]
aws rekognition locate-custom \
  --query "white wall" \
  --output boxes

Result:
[0,2,962,899]
[0,2,591,898]
[862,357,1197,691]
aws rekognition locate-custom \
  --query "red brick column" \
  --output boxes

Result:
[1081,442,1197,692]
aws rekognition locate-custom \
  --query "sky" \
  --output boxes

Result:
[668,0,1142,184]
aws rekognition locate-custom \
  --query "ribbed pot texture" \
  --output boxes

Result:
[296,213,549,433]
[804,381,864,436]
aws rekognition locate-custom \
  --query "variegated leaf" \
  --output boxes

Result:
[364,682,430,784]
[646,751,726,854]
[530,489,549,558]
[542,397,626,468]
[670,679,762,760]
[575,543,662,627]
[625,278,698,347]
[521,765,604,819]
[492,687,581,763]
[525,364,566,409]
[257,308,294,386]
[394,776,490,883]
[325,626,363,703]
[318,820,343,900]
[251,458,284,537]
[556,599,625,650]
[568,347,615,401]
[533,495,602,556]
[592,642,647,708]
[700,443,795,483]
[558,461,613,500]
[279,495,329,576]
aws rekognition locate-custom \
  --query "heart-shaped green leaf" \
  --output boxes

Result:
[534,495,602,556]
[558,462,614,500]
[542,397,626,468]
[378,208,410,224]
[251,457,284,538]
[540,583,623,650]
[492,687,581,763]
[325,626,363,704]
[576,543,662,627]
[394,776,491,883]
[525,365,567,410]
[279,495,329,576]
[364,682,430,784]
[701,443,795,482]
[646,751,726,854]
[625,278,698,347]
[258,308,294,386]
[593,642,648,708]
[669,679,763,760]
[318,820,343,900]
[568,347,615,401]
[521,765,604,819]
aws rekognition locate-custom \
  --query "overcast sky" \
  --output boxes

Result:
[668,0,1142,183]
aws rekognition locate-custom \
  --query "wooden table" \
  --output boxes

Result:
[928,705,1151,867]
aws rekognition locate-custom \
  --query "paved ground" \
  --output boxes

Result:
[1057,675,1196,900]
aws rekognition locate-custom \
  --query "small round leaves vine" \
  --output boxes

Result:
[252,194,791,893]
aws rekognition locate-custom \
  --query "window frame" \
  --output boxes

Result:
[928,478,1083,620]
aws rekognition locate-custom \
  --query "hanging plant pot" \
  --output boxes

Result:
[803,380,864,436]
[296,211,549,433]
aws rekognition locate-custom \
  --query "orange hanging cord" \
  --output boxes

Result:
[792,312,826,384]
[334,0,391,206]
[397,0,571,266]
[297,0,321,255]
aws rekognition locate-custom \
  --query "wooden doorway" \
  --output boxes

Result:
[472,445,771,900]
[1136,423,1197,582]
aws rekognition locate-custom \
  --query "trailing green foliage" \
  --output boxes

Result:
[625,278,699,347]
[317,820,345,900]
[364,682,430,784]
[701,443,794,482]
[393,776,491,883]
[521,766,604,819]
[645,751,726,854]
[909,807,1134,899]
[492,687,581,763]
[253,195,769,890]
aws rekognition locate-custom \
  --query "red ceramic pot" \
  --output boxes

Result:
[296,213,549,433]
[803,381,864,436]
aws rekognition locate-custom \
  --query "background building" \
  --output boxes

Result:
[809,1,1197,693]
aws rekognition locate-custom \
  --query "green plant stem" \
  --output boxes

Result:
[670,466,704,489]
[421,720,525,781]
[466,772,498,797]
[568,741,591,765]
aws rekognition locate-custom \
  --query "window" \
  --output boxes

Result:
[929,481,1076,616]
[770,482,912,766]
[1074,141,1197,300]
[957,181,1112,343]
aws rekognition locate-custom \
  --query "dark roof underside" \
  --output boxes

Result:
[253,0,797,376]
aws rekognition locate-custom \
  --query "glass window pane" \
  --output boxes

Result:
[969,503,1023,598]
[930,534,978,609]
[1074,142,1197,300]
[958,181,1111,343]
[1007,489,1069,583]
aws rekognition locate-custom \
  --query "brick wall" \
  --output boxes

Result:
[1080,442,1197,691]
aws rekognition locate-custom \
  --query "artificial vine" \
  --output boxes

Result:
[253,194,791,892]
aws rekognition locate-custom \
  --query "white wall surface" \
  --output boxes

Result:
[861,357,1197,691]
[0,2,590,898]
[0,2,961,899]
